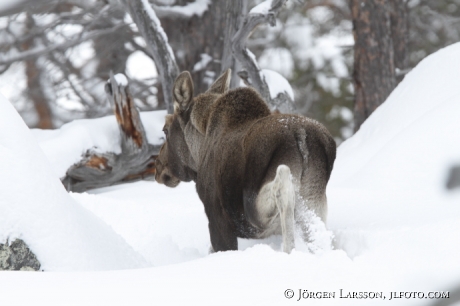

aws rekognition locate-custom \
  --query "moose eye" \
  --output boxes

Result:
[163,127,169,138]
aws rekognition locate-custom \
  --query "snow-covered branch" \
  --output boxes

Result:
[232,0,296,113]
[152,0,211,19]
[124,0,179,114]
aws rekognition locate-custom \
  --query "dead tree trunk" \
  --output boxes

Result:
[390,0,410,84]
[62,73,160,193]
[157,0,245,94]
[222,0,247,89]
[232,0,296,113]
[124,0,179,114]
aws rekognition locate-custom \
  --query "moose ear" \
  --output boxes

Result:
[206,69,231,94]
[173,71,194,113]
[165,114,174,126]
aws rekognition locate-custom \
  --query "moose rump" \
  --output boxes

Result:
[155,69,336,254]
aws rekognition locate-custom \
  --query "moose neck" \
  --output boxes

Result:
[182,116,205,171]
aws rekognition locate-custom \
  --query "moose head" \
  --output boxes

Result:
[155,69,232,187]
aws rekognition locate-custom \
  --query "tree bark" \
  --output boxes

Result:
[23,13,53,129]
[351,0,396,131]
[93,7,131,81]
[62,73,160,193]
[390,0,410,83]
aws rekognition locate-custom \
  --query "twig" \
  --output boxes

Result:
[0,24,128,66]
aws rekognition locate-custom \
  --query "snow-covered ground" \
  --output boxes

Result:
[1,43,460,305]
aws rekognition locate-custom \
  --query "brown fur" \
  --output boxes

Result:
[156,70,336,252]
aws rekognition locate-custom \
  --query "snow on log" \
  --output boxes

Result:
[232,0,296,113]
[62,73,160,193]
[261,69,295,110]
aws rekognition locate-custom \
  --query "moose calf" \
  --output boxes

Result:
[155,70,336,253]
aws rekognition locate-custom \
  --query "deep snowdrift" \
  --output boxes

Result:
[1,43,460,305]
[0,95,148,271]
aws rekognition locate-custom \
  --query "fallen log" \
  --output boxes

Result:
[62,73,161,193]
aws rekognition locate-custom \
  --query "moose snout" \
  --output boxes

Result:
[154,158,180,187]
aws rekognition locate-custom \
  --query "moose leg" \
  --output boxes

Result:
[207,213,238,252]
[255,165,296,253]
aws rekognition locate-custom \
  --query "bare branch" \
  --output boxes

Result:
[0,0,56,17]
[221,0,246,89]
[0,24,128,66]
[123,0,179,114]
[232,0,296,113]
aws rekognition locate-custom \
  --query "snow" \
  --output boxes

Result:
[262,69,295,100]
[156,0,211,18]
[259,47,294,78]
[192,53,213,72]
[0,0,18,13]
[126,50,158,80]
[0,94,148,271]
[72,182,210,267]
[2,42,460,305]
[113,73,128,86]
[330,42,460,191]
[250,0,273,15]
[281,12,353,95]
[245,49,295,101]
[247,48,261,70]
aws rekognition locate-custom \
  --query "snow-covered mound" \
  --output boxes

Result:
[0,95,148,271]
[326,43,460,293]
[327,42,460,249]
[330,43,460,192]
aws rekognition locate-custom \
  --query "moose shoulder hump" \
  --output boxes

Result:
[206,87,271,133]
